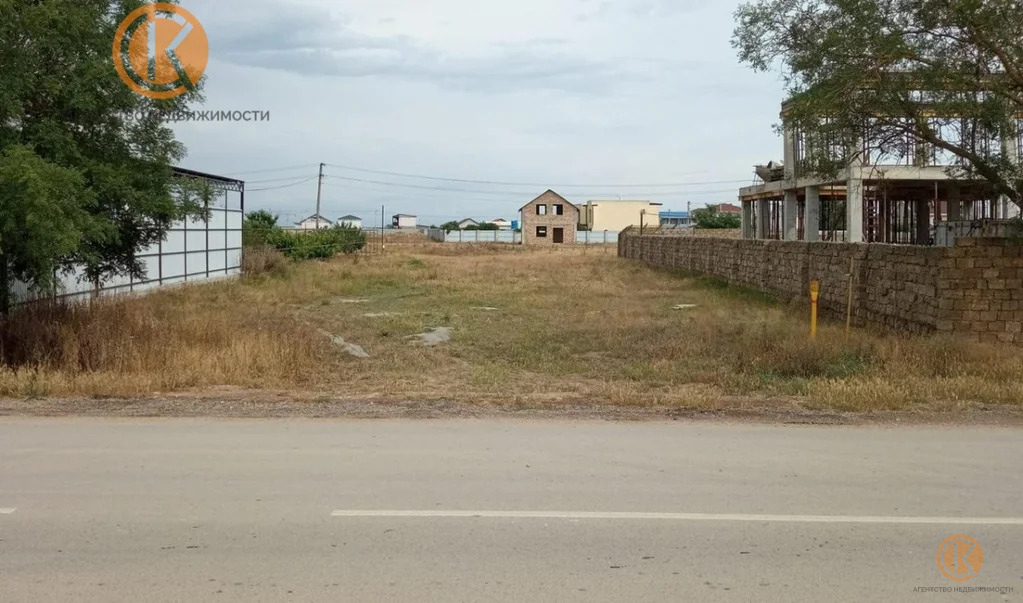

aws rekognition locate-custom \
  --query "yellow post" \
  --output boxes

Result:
[809,280,820,340]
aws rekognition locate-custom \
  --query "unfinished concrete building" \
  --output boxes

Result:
[739,103,1022,246]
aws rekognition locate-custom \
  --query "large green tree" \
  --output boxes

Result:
[733,0,1023,207]
[0,0,209,312]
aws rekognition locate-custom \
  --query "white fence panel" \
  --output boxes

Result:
[13,198,244,306]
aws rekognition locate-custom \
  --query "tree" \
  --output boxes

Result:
[243,210,279,247]
[733,0,1023,208]
[440,221,460,232]
[692,209,742,229]
[0,0,209,313]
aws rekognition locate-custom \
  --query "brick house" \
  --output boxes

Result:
[520,190,579,246]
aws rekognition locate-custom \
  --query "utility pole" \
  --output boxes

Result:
[381,205,385,254]
[315,162,325,229]
[687,201,692,227]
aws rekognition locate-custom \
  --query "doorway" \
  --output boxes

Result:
[553,228,564,244]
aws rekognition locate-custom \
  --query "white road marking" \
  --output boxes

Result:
[0,508,16,515]
[330,510,1023,526]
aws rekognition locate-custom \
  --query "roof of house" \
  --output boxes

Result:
[297,214,332,224]
[491,218,510,222]
[715,203,742,213]
[393,214,417,218]
[339,215,362,220]
[584,200,662,205]
[519,189,578,212]
[458,218,479,224]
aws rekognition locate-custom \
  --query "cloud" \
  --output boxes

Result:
[209,3,647,94]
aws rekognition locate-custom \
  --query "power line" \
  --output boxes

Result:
[246,174,318,185]
[325,162,749,188]
[228,164,316,176]
[323,173,737,198]
[247,176,318,192]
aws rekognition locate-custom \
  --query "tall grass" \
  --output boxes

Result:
[1,244,1022,411]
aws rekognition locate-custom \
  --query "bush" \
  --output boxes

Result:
[242,246,290,278]
[243,210,279,247]
[265,225,367,260]
[692,209,742,229]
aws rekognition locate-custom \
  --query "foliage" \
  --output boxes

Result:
[0,0,210,312]
[469,222,499,231]
[243,210,279,247]
[733,0,1023,207]
[692,209,742,229]
[265,225,367,260]
[440,221,460,232]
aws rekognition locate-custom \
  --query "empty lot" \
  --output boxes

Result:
[2,244,1022,414]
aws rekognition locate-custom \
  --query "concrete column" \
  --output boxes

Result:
[741,201,753,239]
[757,199,769,239]
[846,179,864,243]
[783,190,798,240]
[805,186,821,242]
[947,186,961,222]
[783,125,796,181]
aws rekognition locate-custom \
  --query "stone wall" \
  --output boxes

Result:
[937,238,1023,344]
[618,229,1022,342]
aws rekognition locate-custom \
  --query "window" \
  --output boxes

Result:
[536,226,548,238]
[554,204,564,216]
[537,205,548,216]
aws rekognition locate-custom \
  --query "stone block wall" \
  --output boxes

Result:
[936,238,1023,344]
[618,229,1022,343]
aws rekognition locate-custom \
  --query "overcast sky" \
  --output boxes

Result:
[173,0,785,225]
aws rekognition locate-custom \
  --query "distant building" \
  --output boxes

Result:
[392,214,417,229]
[520,190,579,246]
[711,203,742,215]
[579,200,663,231]
[457,218,480,230]
[338,215,363,229]
[659,211,690,227]
[296,214,333,230]
[491,218,512,230]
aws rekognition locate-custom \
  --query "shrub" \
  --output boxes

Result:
[242,246,290,278]
[692,209,742,229]
[265,225,367,260]
[243,210,279,247]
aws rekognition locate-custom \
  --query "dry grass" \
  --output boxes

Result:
[2,244,1022,411]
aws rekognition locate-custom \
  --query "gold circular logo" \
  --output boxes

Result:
[112,3,208,99]
[937,535,983,582]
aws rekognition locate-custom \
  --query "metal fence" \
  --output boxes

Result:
[12,170,244,306]
[428,229,620,245]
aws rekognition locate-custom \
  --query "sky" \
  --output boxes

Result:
[172,0,786,226]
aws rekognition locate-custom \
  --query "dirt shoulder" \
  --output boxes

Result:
[3,389,1022,427]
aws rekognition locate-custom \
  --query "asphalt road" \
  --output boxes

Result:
[1,419,1021,602]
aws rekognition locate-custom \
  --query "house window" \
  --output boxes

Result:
[536,226,548,238]
[554,204,564,216]
[537,205,548,216]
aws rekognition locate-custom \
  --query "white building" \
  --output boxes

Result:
[296,214,333,230]
[457,218,479,230]
[392,214,417,229]
[491,218,512,230]
[338,215,363,229]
